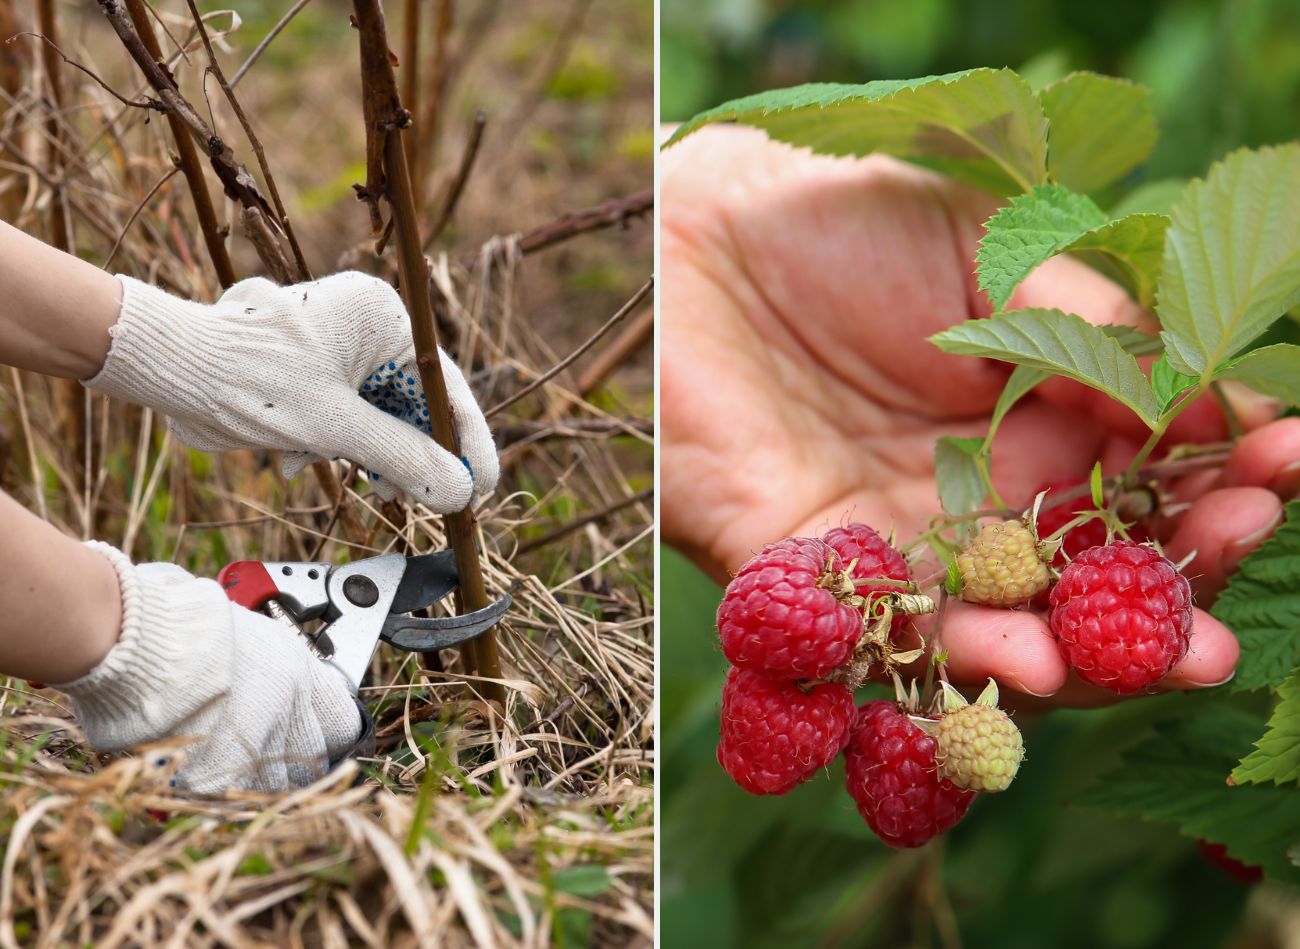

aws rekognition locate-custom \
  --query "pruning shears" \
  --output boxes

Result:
[217,552,510,693]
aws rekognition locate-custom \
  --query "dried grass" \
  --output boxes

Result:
[0,1,653,944]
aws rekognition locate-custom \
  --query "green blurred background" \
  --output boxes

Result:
[661,1,1300,945]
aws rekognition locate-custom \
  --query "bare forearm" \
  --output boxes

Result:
[0,490,122,682]
[0,222,122,379]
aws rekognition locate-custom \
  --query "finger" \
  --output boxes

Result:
[983,606,1241,711]
[216,276,284,307]
[1012,252,1156,333]
[1163,486,1284,603]
[167,418,238,454]
[930,601,1069,698]
[439,351,499,500]
[1222,417,1300,497]
[323,398,472,512]
[1162,608,1241,689]
[281,450,324,481]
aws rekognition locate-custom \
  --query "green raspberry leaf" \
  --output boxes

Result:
[980,325,1160,453]
[1216,343,1300,407]
[1076,699,1300,884]
[1038,73,1158,194]
[935,436,986,517]
[1213,500,1300,692]
[663,69,1048,195]
[1065,213,1170,308]
[1231,667,1300,786]
[1150,354,1199,412]
[976,185,1106,310]
[944,559,964,598]
[930,309,1160,427]
[1157,144,1300,378]
[1089,461,1105,509]
[976,186,1169,310]
[1109,178,1188,217]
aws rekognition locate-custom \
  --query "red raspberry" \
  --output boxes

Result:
[718,537,863,680]
[1036,480,1150,563]
[1196,840,1263,884]
[843,700,975,848]
[1048,541,1193,693]
[717,668,855,795]
[822,524,911,639]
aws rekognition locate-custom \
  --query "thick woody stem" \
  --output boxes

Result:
[352,0,504,703]
[100,0,366,546]
[121,0,237,288]
[97,0,277,219]
[400,0,420,203]
[181,0,312,282]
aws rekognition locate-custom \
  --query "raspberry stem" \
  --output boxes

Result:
[1119,387,1204,491]
[920,586,951,706]
[910,446,1231,557]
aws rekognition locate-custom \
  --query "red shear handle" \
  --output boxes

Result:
[217,561,280,611]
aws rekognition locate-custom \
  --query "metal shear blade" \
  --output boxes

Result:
[380,593,513,652]
[389,550,460,613]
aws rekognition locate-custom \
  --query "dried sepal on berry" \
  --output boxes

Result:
[835,593,935,687]
[822,523,912,639]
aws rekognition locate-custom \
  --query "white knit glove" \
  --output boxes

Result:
[86,273,499,510]
[51,543,366,793]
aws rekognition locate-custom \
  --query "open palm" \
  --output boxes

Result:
[663,126,1298,703]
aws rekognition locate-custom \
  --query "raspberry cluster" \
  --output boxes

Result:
[716,524,1032,849]
[715,524,910,797]
[714,491,1194,850]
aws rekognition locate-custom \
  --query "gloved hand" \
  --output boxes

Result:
[86,272,499,511]
[52,542,367,793]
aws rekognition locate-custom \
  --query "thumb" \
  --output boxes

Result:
[321,396,472,512]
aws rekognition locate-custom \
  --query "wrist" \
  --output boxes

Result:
[84,276,215,405]
[52,545,238,753]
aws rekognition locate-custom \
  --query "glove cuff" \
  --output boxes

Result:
[83,275,213,405]
[51,541,233,752]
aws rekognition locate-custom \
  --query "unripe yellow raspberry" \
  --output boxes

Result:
[957,520,1051,607]
[935,702,1024,793]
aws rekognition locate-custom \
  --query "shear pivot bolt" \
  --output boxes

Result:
[343,575,380,607]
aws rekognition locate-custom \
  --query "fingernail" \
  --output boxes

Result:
[1009,678,1058,698]
[1223,509,1284,575]
[1269,460,1300,500]
[1183,668,1236,688]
